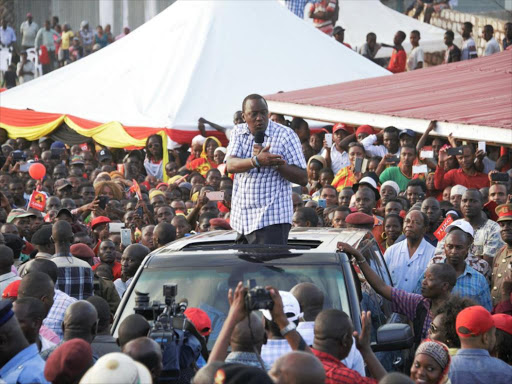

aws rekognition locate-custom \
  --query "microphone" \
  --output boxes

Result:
[254,131,264,172]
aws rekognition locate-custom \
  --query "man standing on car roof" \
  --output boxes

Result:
[226,94,307,245]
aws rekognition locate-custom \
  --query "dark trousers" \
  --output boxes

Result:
[236,224,291,245]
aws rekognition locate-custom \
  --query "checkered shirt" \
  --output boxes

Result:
[226,121,306,235]
[311,348,377,384]
[261,338,292,368]
[391,287,432,339]
[43,289,77,339]
[284,0,309,18]
[429,253,491,281]
[53,255,94,300]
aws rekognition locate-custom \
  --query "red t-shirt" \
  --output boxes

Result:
[92,261,122,280]
[387,49,406,73]
[434,167,490,191]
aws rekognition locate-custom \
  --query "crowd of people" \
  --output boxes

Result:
[0,89,511,383]
[0,13,130,88]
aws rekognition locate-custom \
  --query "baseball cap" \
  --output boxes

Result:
[399,129,415,138]
[91,216,111,229]
[356,125,376,136]
[2,280,21,299]
[333,123,352,134]
[185,307,212,336]
[446,219,474,238]
[70,155,85,165]
[333,26,345,34]
[6,209,35,223]
[44,339,92,383]
[55,179,72,191]
[98,148,112,162]
[80,353,152,384]
[191,135,206,146]
[492,314,512,335]
[456,306,494,338]
[56,208,72,218]
[262,291,302,322]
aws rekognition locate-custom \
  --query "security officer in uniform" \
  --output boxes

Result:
[0,300,48,383]
[492,203,512,307]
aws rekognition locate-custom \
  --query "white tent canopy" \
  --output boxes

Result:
[0,0,389,142]
[337,0,462,58]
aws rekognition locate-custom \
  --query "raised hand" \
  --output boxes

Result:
[256,145,285,167]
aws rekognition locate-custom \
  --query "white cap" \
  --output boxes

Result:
[359,176,377,189]
[262,291,302,322]
[191,135,206,146]
[450,184,468,197]
[446,219,474,238]
[381,180,400,196]
[215,146,227,154]
[79,353,152,384]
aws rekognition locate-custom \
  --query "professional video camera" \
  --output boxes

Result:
[134,284,205,383]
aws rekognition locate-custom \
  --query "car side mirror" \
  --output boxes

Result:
[371,323,414,352]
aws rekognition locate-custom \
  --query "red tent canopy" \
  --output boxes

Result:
[266,50,512,145]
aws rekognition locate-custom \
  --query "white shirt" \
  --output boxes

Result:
[321,146,349,174]
[297,321,365,376]
[461,37,478,60]
[114,277,132,298]
[360,134,401,159]
[0,272,21,297]
[384,238,436,293]
[17,60,34,84]
[484,38,501,56]
[407,46,424,71]
[20,20,38,47]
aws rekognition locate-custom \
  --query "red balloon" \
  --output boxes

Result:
[29,163,46,180]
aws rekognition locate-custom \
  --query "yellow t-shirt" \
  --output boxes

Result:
[61,31,74,50]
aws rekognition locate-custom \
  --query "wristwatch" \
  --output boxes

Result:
[280,322,296,337]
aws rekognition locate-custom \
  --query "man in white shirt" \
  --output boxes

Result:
[361,126,401,159]
[461,22,478,60]
[0,245,21,296]
[407,30,424,71]
[16,51,34,84]
[321,123,352,174]
[482,24,501,56]
[384,210,436,293]
[19,13,38,50]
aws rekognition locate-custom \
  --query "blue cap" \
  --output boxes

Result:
[399,129,415,138]
[50,141,65,149]
[0,300,14,326]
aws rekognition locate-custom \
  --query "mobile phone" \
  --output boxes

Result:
[109,222,124,233]
[420,150,434,159]
[51,148,64,160]
[490,172,509,182]
[324,134,333,147]
[318,199,327,208]
[19,162,30,172]
[478,141,486,153]
[205,191,225,201]
[361,158,368,173]
[447,147,463,156]
[388,156,399,164]
[120,228,132,247]
[98,196,109,210]
[354,157,363,173]
[412,164,428,174]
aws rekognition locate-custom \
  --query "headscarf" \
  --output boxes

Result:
[381,180,400,196]
[201,137,222,160]
[414,339,451,384]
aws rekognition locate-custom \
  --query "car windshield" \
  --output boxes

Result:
[115,263,350,349]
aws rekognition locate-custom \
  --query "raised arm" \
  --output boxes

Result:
[416,120,436,154]
[337,242,392,301]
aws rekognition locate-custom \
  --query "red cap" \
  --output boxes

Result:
[492,314,512,335]
[356,125,376,136]
[345,212,374,225]
[91,216,111,229]
[185,307,212,336]
[333,123,352,134]
[456,306,494,338]
[44,339,92,382]
[156,182,168,190]
[209,218,232,230]
[71,243,95,259]
[2,280,21,299]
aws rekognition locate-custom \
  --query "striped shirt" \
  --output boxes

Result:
[226,121,306,235]
[391,287,432,339]
[284,0,309,18]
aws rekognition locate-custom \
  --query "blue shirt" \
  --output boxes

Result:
[414,263,492,311]
[284,0,309,18]
[449,349,512,384]
[0,26,16,46]
[384,238,435,293]
[0,344,49,384]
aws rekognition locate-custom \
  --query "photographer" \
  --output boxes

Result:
[208,282,311,367]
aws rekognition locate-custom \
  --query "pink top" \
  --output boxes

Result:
[40,324,61,344]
